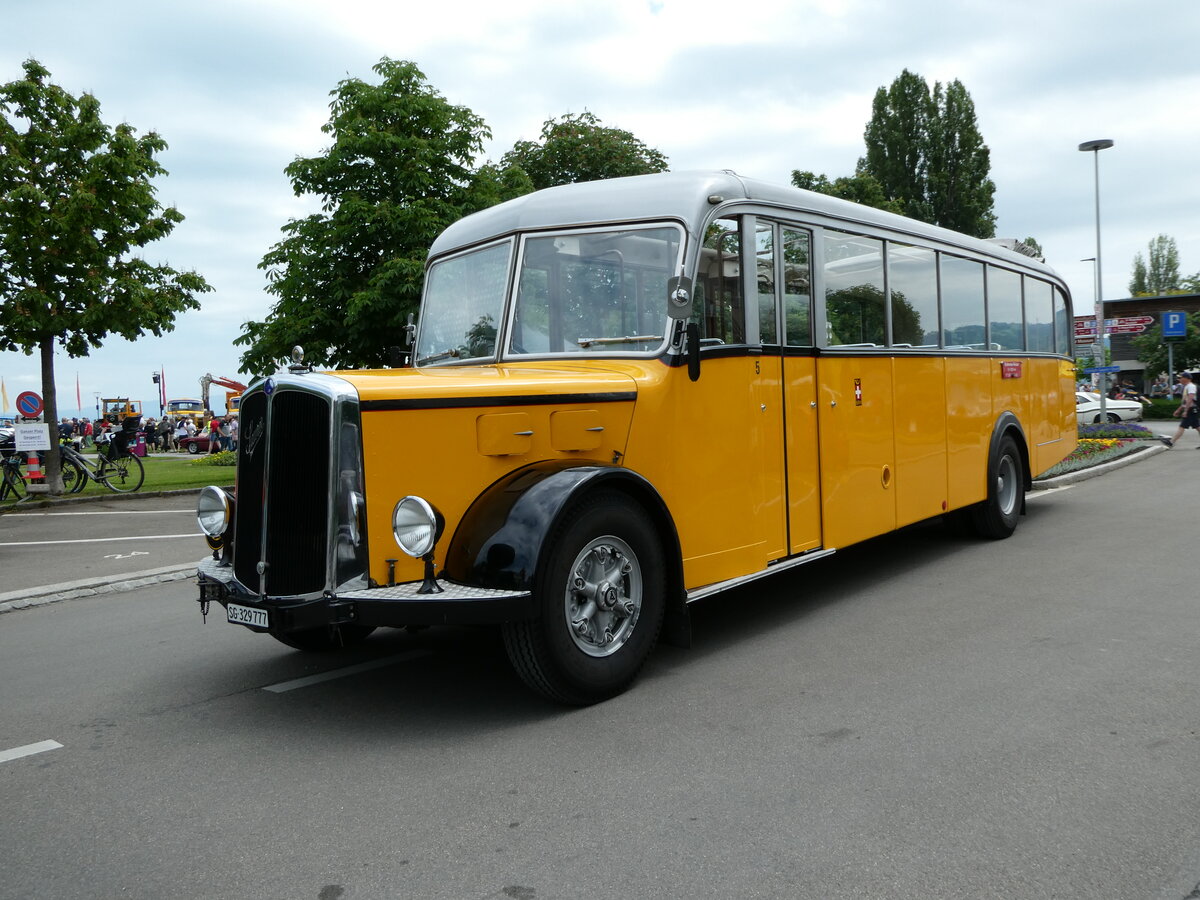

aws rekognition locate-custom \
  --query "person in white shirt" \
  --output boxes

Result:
[1160,372,1199,448]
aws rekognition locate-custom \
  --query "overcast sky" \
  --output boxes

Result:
[2,0,1197,416]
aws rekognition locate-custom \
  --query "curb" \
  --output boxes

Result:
[0,486,222,514]
[0,563,198,615]
[1030,440,1166,490]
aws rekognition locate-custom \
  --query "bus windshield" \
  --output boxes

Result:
[415,225,682,366]
[509,225,680,357]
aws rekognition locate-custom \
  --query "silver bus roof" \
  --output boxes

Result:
[428,170,1064,284]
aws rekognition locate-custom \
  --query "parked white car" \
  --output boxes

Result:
[1075,391,1144,425]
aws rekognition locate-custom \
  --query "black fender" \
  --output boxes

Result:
[442,460,691,646]
[988,412,1032,496]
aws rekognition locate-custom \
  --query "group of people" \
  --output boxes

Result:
[203,414,238,454]
[56,411,238,455]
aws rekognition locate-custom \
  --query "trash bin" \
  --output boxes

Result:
[132,433,146,457]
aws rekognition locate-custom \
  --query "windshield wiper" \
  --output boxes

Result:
[575,334,664,349]
[416,347,462,365]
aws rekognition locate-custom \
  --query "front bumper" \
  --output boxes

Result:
[197,557,533,631]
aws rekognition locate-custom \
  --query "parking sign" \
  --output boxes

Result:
[1163,311,1187,338]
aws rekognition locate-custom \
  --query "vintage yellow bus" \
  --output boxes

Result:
[195,171,1076,704]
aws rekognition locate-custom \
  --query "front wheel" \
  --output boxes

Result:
[187,442,199,455]
[502,491,666,705]
[61,456,88,494]
[968,434,1024,539]
[98,452,145,493]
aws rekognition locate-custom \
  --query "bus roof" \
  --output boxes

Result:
[430,170,1064,285]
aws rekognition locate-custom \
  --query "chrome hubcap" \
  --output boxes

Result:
[564,535,642,657]
[996,454,1018,516]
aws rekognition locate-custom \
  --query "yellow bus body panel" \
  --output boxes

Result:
[336,351,1075,593]
[339,365,637,586]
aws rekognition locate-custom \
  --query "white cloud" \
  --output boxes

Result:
[2,0,1199,411]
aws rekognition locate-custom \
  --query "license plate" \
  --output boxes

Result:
[227,603,268,629]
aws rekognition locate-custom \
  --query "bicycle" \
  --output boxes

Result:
[0,452,26,502]
[59,433,145,493]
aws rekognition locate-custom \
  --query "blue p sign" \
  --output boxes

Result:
[1163,311,1187,338]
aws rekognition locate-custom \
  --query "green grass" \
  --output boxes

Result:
[1,450,234,503]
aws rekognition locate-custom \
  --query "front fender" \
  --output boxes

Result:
[442,461,680,593]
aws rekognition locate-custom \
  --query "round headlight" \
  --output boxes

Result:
[392,496,442,558]
[197,485,232,537]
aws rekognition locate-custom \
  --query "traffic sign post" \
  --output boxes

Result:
[15,390,43,420]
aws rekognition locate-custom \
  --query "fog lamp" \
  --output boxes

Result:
[392,496,443,558]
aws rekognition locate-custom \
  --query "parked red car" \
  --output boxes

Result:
[180,435,213,454]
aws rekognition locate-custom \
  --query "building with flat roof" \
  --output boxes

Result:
[1078,292,1200,389]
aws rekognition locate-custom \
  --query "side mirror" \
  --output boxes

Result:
[666,275,693,320]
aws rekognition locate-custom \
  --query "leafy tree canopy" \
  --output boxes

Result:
[790,169,903,215]
[237,58,529,373]
[501,111,668,191]
[0,59,210,491]
[859,69,996,238]
[1129,234,1184,296]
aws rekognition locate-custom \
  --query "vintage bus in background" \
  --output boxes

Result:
[195,171,1076,704]
[166,398,206,421]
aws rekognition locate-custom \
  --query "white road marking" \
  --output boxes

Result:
[0,533,200,547]
[262,651,431,693]
[0,740,63,764]
[8,510,195,516]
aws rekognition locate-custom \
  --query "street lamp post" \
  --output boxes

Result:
[1079,139,1114,422]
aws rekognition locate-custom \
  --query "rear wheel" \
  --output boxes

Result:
[968,434,1024,539]
[187,442,199,455]
[272,625,376,651]
[502,491,665,705]
[98,453,145,493]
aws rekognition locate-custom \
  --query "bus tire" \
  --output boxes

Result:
[968,434,1024,539]
[502,491,665,705]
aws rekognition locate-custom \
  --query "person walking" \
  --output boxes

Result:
[1160,372,1199,448]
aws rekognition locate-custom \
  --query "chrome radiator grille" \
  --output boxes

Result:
[233,388,331,596]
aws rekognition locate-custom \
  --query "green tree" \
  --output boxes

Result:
[1129,234,1182,296]
[500,111,668,191]
[238,58,525,372]
[0,59,211,493]
[1022,237,1044,258]
[790,169,903,214]
[860,69,996,238]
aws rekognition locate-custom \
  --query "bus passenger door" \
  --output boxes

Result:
[817,357,896,548]
[773,225,822,554]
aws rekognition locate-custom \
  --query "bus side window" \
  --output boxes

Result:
[783,227,813,347]
[694,216,745,345]
[756,221,778,344]
[825,230,885,347]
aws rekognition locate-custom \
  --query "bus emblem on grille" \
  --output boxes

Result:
[244,417,265,459]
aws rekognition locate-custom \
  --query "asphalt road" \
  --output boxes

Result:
[3,442,1200,899]
[0,491,204,596]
